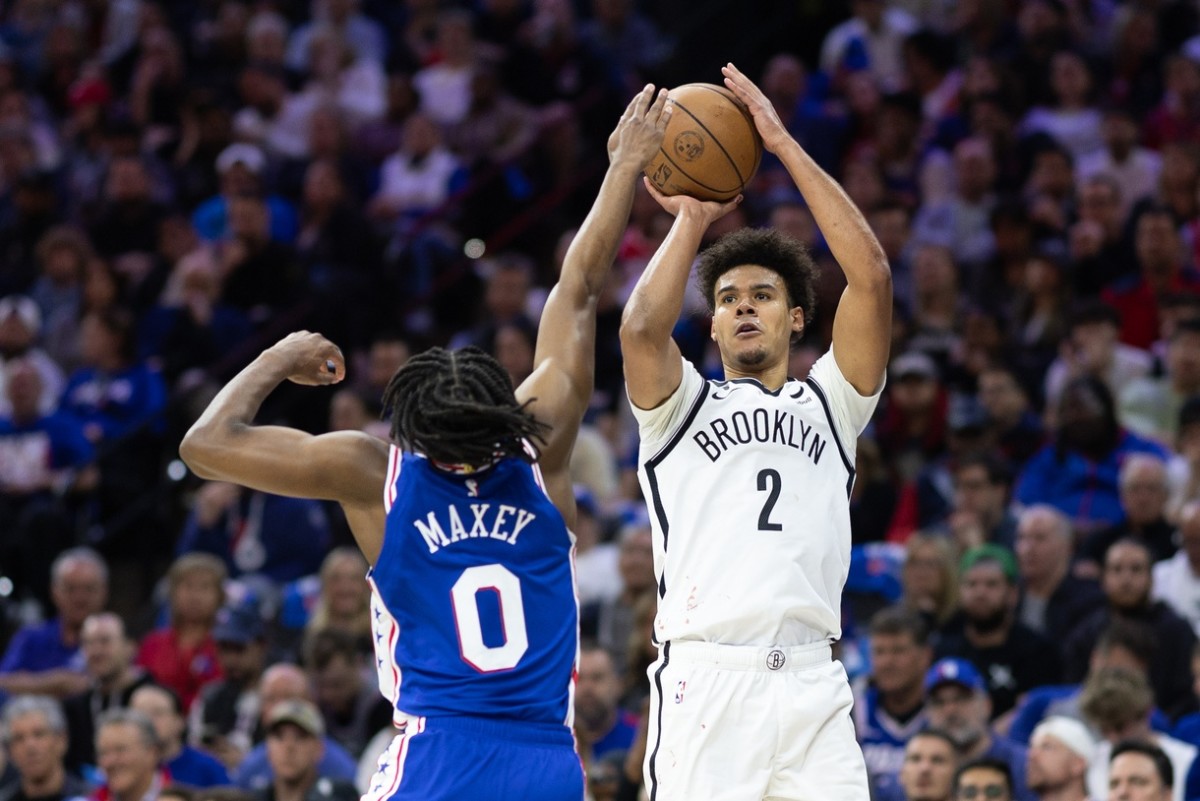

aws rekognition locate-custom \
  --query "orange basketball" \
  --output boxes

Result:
[644,83,763,203]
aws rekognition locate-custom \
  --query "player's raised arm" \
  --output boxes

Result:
[179,332,390,555]
[620,181,741,410]
[518,85,669,495]
[723,62,892,395]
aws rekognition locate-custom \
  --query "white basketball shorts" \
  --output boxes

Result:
[643,640,870,801]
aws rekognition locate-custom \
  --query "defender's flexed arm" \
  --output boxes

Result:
[723,62,892,395]
[179,332,390,561]
[518,84,671,522]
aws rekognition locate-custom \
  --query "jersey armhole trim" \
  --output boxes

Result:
[804,377,857,497]
[645,383,710,468]
[383,444,403,512]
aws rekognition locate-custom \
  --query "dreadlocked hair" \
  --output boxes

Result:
[381,346,549,466]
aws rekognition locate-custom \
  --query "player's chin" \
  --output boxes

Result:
[732,345,769,368]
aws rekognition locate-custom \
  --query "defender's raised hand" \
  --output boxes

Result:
[608,84,672,169]
[722,62,791,154]
[267,331,346,386]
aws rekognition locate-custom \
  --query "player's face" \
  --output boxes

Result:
[1108,752,1171,801]
[900,735,957,801]
[869,633,930,694]
[710,265,802,375]
[1027,733,1080,793]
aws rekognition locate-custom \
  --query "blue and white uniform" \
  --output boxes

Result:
[363,446,583,801]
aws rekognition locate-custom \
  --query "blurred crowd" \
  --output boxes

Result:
[3,0,1200,800]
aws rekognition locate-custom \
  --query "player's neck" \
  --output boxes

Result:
[723,361,789,391]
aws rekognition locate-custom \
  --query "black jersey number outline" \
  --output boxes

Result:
[757,468,783,531]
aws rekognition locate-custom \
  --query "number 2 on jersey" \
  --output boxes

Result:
[450,564,529,672]
[757,468,783,531]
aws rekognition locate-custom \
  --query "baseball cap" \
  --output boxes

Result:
[216,143,266,175]
[925,657,986,694]
[212,604,264,644]
[0,295,41,334]
[960,544,1018,583]
[889,351,938,382]
[266,699,324,737]
[1031,716,1096,763]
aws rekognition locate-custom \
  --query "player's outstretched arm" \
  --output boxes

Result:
[180,332,390,539]
[519,85,670,505]
[620,182,741,410]
[723,62,892,395]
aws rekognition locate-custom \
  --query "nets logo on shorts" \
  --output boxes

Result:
[766,650,786,671]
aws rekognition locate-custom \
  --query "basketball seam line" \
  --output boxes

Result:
[691,85,764,174]
[665,99,749,193]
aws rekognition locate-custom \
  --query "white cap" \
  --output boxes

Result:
[216,143,266,175]
[0,294,41,333]
[1032,716,1097,764]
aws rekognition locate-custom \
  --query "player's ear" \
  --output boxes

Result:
[710,317,717,341]
[791,306,804,334]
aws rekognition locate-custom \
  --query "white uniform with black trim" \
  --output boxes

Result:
[631,351,880,801]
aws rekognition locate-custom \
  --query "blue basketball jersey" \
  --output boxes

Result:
[369,446,578,725]
[852,680,928,792]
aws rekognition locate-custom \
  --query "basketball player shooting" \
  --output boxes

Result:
[179,84,672,801]
[619,63,892,800]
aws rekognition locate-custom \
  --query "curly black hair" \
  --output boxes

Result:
[695,227,819,329]
[380,346,548,467]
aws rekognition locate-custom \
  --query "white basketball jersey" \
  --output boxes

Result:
[631,352,882,647]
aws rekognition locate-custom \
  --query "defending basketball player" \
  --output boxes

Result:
[179,84,672,801]
[619,63,892,800]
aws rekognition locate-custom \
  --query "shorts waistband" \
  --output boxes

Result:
[666,640,832,672]
[395,713,575,745]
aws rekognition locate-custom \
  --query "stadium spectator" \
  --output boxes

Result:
[258,700,357,801]
[936,546,1062,719]
[92,710,169,801]
[1153,502,1200,636]
[0,548,106,701]
[894,727,959,801]
[1014,506,1105,650]
[134,554,225,711]
[189,604,268,772]
[1015,376,1168,533]
[129,686,228,788]
[853,607,933,801]
[0,695,89,801]
[1079,668,1200,801]
[62,614,155,773]
[1026,716,1096,801]
[1064,540,1198,723]
[1076,455,1176,577]
[231,665,356,791]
